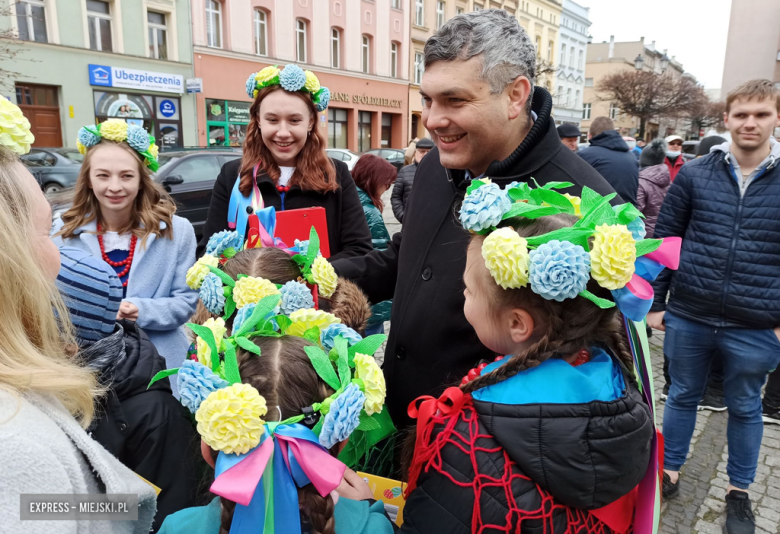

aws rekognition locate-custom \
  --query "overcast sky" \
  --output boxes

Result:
[581,0,732,89]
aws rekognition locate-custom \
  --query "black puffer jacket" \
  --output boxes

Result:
[88,320,201,532]
[391,162,417,223]
[401,358,653,534]
[579,130,639,206]
[332,87,619,429]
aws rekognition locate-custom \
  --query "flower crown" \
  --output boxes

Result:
[77,119,160,172]
[245,64,331,112]
[460,179,681,321]
[0,95,35,155]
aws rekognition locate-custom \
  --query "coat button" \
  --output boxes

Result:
[422,267,432,281]
[396,346,407,360]
[119,423,127,432]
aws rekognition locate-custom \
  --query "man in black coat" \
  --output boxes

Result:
[391,137,434,223]
[579,116,639,206]
[332,10,618,429]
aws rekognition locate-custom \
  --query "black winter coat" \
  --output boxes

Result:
[391,162,417,223]
[401,358,653,534]
[579,130,639,206]
[332,88,618,428]
[89,320,201,532]
[651,147,780,329]
[197,158,373,259]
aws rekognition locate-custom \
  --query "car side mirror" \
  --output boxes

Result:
[162,175,184,186]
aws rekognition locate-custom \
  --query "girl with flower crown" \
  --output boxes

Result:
[53,120,197,395]
[198,65,372,260]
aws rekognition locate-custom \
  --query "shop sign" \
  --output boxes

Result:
[159,99,176,118]
[329,91,403,108]
[227,101,251,123]
[186,78,203,94]
[88,64,184,94]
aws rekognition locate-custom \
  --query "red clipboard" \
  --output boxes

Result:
[276,207,331,258]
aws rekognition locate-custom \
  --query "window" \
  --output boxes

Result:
[585,77,593,87]
[254,10,267,56]
[535,35,541,58]
[415,0,424,26]
[436,1,445,30]
[15,0,48,43]
[147,11,167,60]
[414,52,424,85]
[575,90,580,108]
[578,50,584,70]
[330,28,340,69]
[361,35,370,74]
[206,0,222,48]
[566,88,572,106]
[391,0,401,8]
[390,42,398,78]
[328,108,348,148]
[609,103,619,120]
[87,0,112,51]
[547,41,553,62]
[358,111,372,153]
[474,3,482,10]
[556,85,563,104]
[582,103,591,120]
[21,150,57,168]
[296,19,307,63]
[456,6,464,15]
[381,115,392,147]
[569,46,575,68]
[172,156,222,184]
[560,44,566,66]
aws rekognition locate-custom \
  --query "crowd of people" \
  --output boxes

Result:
[0,8,778,534]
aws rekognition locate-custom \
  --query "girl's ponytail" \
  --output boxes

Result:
[298,486,336,534]
[218,497,237,534]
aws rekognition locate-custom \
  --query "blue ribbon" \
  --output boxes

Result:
[228,176,253,243]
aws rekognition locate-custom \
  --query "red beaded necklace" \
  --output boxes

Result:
[97,224,137,287]
[276,185,290,193]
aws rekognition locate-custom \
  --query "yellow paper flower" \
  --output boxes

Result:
[148,143,159,160]
[196,383,267,454]
[481,227,530,289]
[563,193,582,216]
[77,141,87,155]
[589,224,636,290]
[197,317,227,368]
[304,70,321,93]
[233,276,281,309]
[311,256,338,298]
[0,95,34,155]
[255,66,281,85]
[99,119,129,142]
[186,255,220,290]
[354,353,386,416]
[287,308,341,337]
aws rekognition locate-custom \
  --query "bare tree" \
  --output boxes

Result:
[688,97,726,136]
[0,6,26,87]
[596,70,707,140]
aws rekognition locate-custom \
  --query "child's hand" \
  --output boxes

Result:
[647,311,665,331]
[117,301,139,321]
[336,468,373,501]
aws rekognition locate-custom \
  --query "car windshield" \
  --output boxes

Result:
[156,154,184,173]
[57,149,84,164]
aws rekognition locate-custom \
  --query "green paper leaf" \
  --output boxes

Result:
[579,289,616,309]
[187,323,221,372]
[303,326,321,345]
[356,412,380,431]
[507,182,532,202]
[206,265,236,287]
[223,345,242,385]
[292,255,308,267]
[222,297,236,321]
[576,193,618,229]
[223,247,238,259]
[580,186,604,214]
[335,337,351,388]
[526,227,593,248]
[306,227,320,267]
[635,238,663,257]
[348,334,387,362]
[236,274,247,279]
[540,181,575,191]
[236,336,262,356]
[613,203,644,225]
[312,414,325,437]
[148,368,179,389]
[530,189,575,214]
[305,346,341,391]
[235,294,282,337]
[501,202,561,221]
[466,179,488,195]
[276,315,292,335]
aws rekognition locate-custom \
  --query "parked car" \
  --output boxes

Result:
[326,149,360,171]
[21,148,84,194]
[50,149,241,240]
[361,148,405,171]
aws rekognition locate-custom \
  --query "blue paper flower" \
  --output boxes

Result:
[627,217,646,241]
[78,126,101,148]
[280,281,315,315]
[206,230,244,257]
[319,383,366,449]
[294,239,309,255]
[460,183,512,232]
[125,124,150,153]
[245,71,258,98]
[321,324,362,352]
[315,87,331,112]
[200,273,226,315]
[178,360,229,413]
[233,302,280,332]
[279,65,307,92]
[529,240,591,302]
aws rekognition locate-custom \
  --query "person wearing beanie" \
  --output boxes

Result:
[696,135,728,157]
[636,139,671,238]
[56,246,201,532]
[556,123,581,152]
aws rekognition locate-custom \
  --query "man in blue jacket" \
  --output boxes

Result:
[647,79,780,534]
[578,116,639,205]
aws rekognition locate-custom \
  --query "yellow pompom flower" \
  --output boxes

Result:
[77,141,87,156]
[563,193,582,216]
[196,383,267,454]
[354,353,386,416]
[0,95,35,155]
[311,256,338,298]
[186,255,220,290]
[148,143,159,160]
[304,70,321,93]
[197,317,227,368]
[233,276,281,309]
[287,308,341,337]
[481,227,530,289]
[99,119,129,142]
[255,66,281,85]
[589,224,636,290]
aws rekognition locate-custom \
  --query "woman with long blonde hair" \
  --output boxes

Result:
[52,121,197,394]
[0,119,156,532]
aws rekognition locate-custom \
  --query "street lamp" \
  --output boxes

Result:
[660,54,670,73]
[634,54,644,70]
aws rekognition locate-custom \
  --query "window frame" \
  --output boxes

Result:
[583,103,591,120]
[206,0,222,49]
[87,0,113,52]
[436,1,445,30]
[296,19,307,63]
[391,0,401,9]
[547,40,553,62]
[390,42,398,78]
[361,34,370,74]
[16,0,48,43]
[254,9,268,56]
[609,103,620,120]
[330,28,340,69]
[147,10,167,60]
[560,43,566,66]
[578,50,584,70]
[415,0,424,27]
[414,51,424,85]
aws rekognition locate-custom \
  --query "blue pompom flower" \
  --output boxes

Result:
[206,230,243,257]
[178,360,229,414]
[315,87,331,112]
[460,183,512,232]
[78,126,101,148]
[279,65,307,92]
[321,324,362,352]
[319,383,366,449]
[233,301,280,332]
[125,124,150,153]
[200,273,226,315]
[245,71,258,98]
[529,240,591,302]
[280,281,315,315]
[627,217,646,241]
[294,239,310,256]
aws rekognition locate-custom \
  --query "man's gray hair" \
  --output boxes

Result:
[424,9,536,95]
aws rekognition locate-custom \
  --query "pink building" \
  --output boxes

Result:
[191,0,410,152]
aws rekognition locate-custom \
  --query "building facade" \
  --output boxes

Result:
[2,0,196,149]
[516,0,561,92]
[191,0,410,152]
[552,0,589,131]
